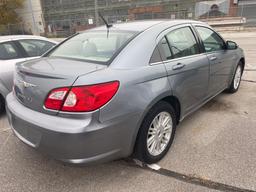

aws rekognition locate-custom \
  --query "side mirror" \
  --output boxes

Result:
[226,41,238,50]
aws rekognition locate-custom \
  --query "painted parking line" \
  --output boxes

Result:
[125,159,256,192]
[244,69,256,72]
[0,128,11,133]
[0,132,12,152]
[242,79,256,83]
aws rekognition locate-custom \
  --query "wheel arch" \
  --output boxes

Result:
[240,57,245,73]
[228,57,245,88]
[131,93,181,155]
[139,93,182,129]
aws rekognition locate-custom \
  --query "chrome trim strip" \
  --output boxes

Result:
[43,105,97,115]
[162,53,206,64]
[149,61,164,66]
[150,53,207,66]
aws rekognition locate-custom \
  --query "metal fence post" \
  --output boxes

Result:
[7,24,10,35]
[94,0,99,26]
[21,23,24,34]
[240,3,244,31]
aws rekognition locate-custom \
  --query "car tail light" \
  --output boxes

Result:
[44,81,119,112]
[44,87,69,110]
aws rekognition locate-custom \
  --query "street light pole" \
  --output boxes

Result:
[94,0,99,26]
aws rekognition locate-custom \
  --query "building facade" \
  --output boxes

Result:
[195,0,238,18]
[41,0,201,36]
[40,0,241,36]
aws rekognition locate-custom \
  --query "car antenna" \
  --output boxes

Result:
[98,12,113,38]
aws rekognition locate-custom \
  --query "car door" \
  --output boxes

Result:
[157,24,210,116]
[194,25,235,96]
[0,41,26,92]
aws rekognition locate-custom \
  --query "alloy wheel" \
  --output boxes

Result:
[234,65,242,90]
[147,111,173,156]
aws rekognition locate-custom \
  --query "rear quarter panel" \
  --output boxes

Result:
[73,64,171,154]
[0,59,27,97]
[73,65,171,123]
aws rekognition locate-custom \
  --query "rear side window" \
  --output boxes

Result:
[19,39,56,57]
[159,37,172,61]
[150,46,162,63]
[166,27,200,59]
[195,27,225,52]
[0,42,19,60]
[50,30,137,64]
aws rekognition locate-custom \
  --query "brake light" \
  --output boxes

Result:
[44,87,69,110]
[44,81,119,112]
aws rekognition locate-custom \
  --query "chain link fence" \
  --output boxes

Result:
[1,1,256,37]
[0,23,32,36]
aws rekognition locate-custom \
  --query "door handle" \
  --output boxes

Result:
[209,56,217,61]
[172,63,185,70]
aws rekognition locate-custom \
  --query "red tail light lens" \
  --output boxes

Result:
[44,87,69,110]
[44,81,119,112]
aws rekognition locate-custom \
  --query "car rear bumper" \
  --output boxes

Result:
[6,93,140,165]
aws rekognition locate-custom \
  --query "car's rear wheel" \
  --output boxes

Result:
[227,62,243,93]
[134,101,176,164]
[0,95,5,114]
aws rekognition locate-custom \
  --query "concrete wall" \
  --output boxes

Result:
[16,0,45,35]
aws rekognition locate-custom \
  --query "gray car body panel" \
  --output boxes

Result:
[14,57,106,114]
[0,58,27,98]
[6,20,245,164]
[0,79,9,98]
[6,93,141,164]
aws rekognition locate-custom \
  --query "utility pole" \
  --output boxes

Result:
[94,0,99,26]
[28,0,38,35]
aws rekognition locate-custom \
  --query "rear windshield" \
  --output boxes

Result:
[50,30,137,64]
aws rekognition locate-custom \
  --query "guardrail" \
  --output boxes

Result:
[201,17,246,27]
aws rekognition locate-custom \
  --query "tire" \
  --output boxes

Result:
[226,62,243,94]
[0,95,5,114]
[134,101,176,164]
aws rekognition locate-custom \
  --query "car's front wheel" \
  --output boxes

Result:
[227,62,243,93]
[134,101,176,164]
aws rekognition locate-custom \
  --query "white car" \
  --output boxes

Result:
[0,35,57,113]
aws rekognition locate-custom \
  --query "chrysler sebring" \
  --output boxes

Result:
[6,20,244,164]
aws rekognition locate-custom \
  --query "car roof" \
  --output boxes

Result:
[0,35,58,44]
[89,19,205,32]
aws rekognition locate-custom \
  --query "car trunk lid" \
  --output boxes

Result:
[13,57,106,114]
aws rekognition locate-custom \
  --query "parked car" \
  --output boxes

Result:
[0,35,57,113]
[6,20,244,165]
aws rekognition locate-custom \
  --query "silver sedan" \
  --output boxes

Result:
[6,20,244,165]
[0,35,57,113]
